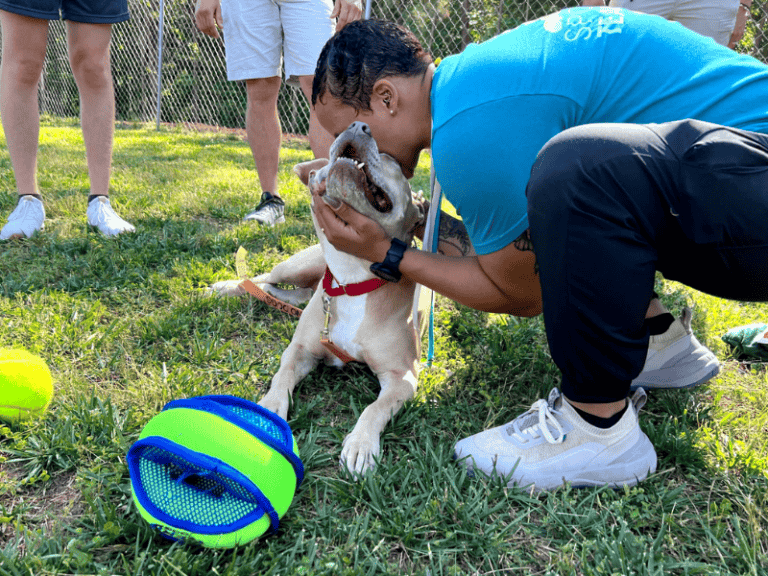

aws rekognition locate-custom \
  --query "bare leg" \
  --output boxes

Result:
[0,11,49,197]
[645,297,668,318]
[298,75,332,161]
[67,21,115,197]
[245,76,282,196]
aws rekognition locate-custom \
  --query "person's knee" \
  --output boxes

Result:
[246,77,282,108]
[4,55,45,87]
[69,50,111,91]
[529,124,651,211]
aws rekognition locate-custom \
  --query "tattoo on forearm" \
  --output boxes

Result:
[437,212,472,256]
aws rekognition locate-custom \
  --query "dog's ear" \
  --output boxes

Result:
[294,158,330,186]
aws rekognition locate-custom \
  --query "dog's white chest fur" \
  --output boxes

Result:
[320,239,380,365]
[251,129,424,476]
[327,294,367,362]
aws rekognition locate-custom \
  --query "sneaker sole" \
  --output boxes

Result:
[525,432,658,492]
[630,357,720,391]
[88,224,135,237]
[244,215,285,226]
[563,433,658,491]
[2,225,44,240]
[456,431,658,493]
[631,333,721,391]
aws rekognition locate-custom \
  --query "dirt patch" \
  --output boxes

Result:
[0,462,83,550]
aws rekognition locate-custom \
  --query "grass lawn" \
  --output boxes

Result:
[0,117,766,576]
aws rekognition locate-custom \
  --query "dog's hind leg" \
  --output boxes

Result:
[207,279,248,297]
[340,369,417,475]
[252,243,325,306]
[207,244,325,301]
[256,244,325,289]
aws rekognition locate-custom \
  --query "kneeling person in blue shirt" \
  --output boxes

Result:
[310,8,768,490]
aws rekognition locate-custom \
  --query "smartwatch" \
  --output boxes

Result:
[370,238,408,283]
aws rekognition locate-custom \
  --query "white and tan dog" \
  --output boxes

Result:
[211,122,426,474]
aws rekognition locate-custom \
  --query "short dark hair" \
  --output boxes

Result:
[312,19,432,112]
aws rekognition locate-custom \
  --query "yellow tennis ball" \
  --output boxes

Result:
[0,348,53,423]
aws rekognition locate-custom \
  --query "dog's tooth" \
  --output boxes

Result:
[358,162,365,170]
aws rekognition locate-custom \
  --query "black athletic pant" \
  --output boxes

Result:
[526,119,768,403]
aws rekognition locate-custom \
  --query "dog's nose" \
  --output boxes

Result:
[349,122,372,137]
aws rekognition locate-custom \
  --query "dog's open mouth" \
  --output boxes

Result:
[330,143,393,214]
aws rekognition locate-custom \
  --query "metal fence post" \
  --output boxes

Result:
[156,0,165,130]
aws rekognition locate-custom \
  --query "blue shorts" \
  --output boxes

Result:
[0,0,129,23]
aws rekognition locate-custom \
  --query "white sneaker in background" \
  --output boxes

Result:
[0,195,45,240]
[453,388,657,492]
[632,307,720,390]
[242,192,285,226]
[87,196,135,237]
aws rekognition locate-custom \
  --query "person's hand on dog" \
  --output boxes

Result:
[311,179,392,264]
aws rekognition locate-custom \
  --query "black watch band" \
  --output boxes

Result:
[370,238,408,283]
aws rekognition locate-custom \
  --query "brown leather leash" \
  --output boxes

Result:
[236,247,303,318]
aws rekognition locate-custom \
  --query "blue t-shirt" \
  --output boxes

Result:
[431,7,768,255]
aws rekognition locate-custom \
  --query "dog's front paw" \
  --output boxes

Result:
[258,389,291,420]
[340,431,380,476]
[206,279,247,297]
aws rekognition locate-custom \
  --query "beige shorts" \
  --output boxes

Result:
[609,0,739,45]
[221,0,335,85]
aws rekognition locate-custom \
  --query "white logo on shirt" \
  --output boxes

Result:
[542,8,624,41]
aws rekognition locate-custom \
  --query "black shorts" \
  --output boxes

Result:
[0,0,129,23]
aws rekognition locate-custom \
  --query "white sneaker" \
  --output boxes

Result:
[453,388,657,492]
[0,195,45,240]
[87,196,135,236]
[632,307,720,390]
[242,192,285,226]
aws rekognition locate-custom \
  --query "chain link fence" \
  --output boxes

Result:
[2,0,768,135]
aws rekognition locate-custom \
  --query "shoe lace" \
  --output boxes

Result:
[506,398,566,445]
[93,199,113,220]
[258,194,284,209]
[11,197,38,219]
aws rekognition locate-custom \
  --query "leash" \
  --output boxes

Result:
[235,247,303,318]
[235,247,385,364]
[414,160,442,367]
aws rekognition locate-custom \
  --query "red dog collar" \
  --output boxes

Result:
[322,267,387,297]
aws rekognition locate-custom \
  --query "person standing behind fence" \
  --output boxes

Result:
[195,0,361,227]
[0,0,136,240]
[582,0,748,48]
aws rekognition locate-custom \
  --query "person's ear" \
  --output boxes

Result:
[372,79,398,116]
